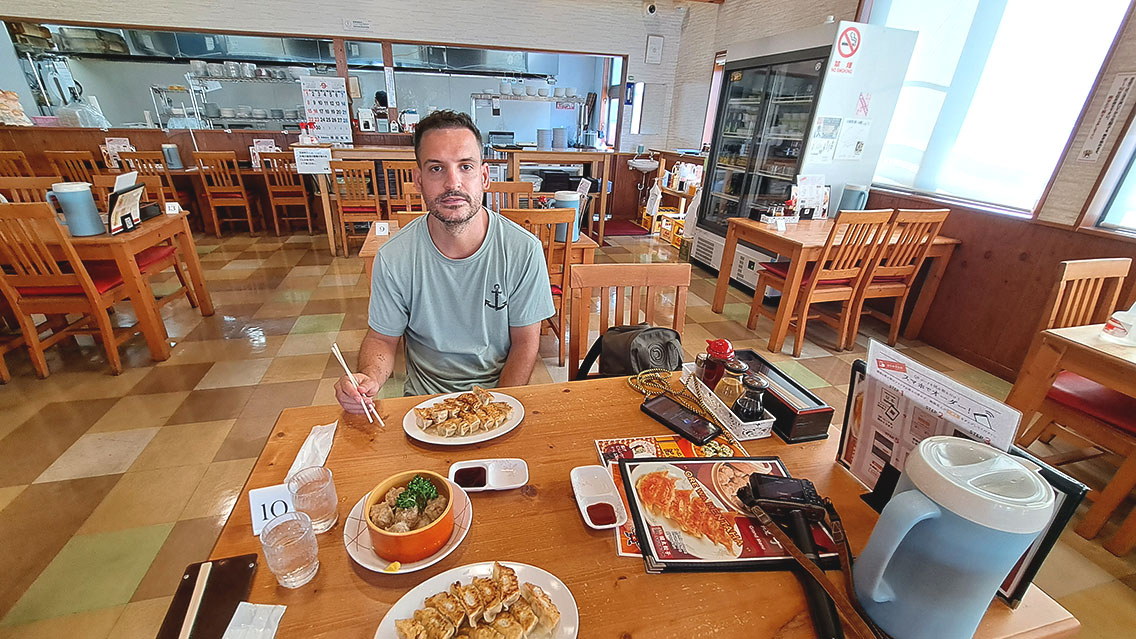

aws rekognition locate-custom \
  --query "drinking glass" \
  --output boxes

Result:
[260,511,319,588]
[287,466,339,534]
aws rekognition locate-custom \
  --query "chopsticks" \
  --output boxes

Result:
[331,342,385,427]
[177,561,212,639]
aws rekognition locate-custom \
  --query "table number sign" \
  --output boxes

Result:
[249,484,294,535]
[300,76,353,145]
[373,222,389,236]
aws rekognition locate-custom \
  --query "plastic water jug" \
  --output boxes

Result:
[553,191,582,242]
[47,182,105,237]
[854,437,1054,639]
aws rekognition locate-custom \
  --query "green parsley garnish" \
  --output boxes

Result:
[395,474,440,511]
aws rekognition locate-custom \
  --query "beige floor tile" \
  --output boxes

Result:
[31,370,150,402]
[277,332,339,357]
[1052,527,1136,578]
[0,403,44,442]
[77,464,208,535]
[194,359,273,390]
[252,302,308,319]
[287,265,330,278]
[129,421,234,471]
[1058,580,1136,639]
[334,329,369,352]
[308,285,366,301]
[0,605,123,639]
[87,392,191,434]
[107,597,171,639]
[179,459,256,520]
[319,273,361,287]
[311,378,340,407]
[34,429,160,484]
[0,485,26,513]
[1033,536,1117,598]
[261,354,331,384]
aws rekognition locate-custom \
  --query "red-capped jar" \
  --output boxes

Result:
[701,338,734,390]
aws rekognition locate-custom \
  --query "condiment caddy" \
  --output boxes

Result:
[680,363,774,441]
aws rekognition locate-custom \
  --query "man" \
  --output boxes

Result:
[335,110,555,414]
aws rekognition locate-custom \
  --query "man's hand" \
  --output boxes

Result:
[334,373,380,415]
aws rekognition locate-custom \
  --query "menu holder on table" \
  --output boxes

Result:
[617,456,840,573]
[156,554,257,639]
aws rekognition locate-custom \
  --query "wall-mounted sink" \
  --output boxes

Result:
[627,158,659,173]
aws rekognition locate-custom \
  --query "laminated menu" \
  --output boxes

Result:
[617,457,840,573]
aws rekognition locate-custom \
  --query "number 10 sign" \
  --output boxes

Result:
[249,484,295,535]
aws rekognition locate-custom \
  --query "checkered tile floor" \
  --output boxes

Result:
[0,231,1132,638]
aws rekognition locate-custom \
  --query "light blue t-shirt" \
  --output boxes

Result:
[368,210,555,396]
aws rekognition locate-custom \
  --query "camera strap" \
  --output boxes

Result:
[747,500,892,639]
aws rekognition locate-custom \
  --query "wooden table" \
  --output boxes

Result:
[359,220,402,283]
[711,218,961,353]
[1006,323,1136,554]
[502,149,613,246]
[70,211,213,361]
[210,377,1076,638]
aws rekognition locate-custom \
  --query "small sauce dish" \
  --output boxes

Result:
[447,458,528,492]
[570,465,628,530]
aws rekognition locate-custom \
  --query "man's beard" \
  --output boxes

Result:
[427,190,480,228]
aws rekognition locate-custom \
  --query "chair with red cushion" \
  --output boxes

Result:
[501,208,576,366]
[260,152,313,236]
[845,208,950,349]
[119,150,191,211]
[1014,257,1134,551]
[747,209,894,357]
[0,202,140,377]
[194,151,258,237]
[330,160,383,252]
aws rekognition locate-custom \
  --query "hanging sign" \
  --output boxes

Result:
[1079,72,1136,162]
[829,26,861,77]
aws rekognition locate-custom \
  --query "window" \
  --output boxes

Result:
[869,0,1129,211]
[1090,123,1136,234]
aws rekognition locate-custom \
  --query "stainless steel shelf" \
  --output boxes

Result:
[189,75,302,84]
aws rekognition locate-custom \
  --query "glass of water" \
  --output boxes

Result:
[287,466,339,534]
[260,511,319,588]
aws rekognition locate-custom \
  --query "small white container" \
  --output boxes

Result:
[565,87,577,97]
[525,85,538,96]
[448,458,529,493]
[569,465,627,530]
[554,87,566,98]
[538,88,550,97]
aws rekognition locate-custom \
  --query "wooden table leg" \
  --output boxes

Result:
[112,245,170,361]
[597,158,610,247]
[1004,337,1064,419]
[903,244,955,340]
[1103,479,1136,554]
[711,221,739,313]
[317,174,336,255]
[1081,453,1136,543]
[174,217,214,316]
[769,249,807,354]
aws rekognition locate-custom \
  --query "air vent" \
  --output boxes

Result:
[692,237,715,264]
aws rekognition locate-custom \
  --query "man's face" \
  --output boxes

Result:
[413,127,490,227]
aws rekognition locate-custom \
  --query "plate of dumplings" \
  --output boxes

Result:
[403,387,524,446]
[376,561,577,639]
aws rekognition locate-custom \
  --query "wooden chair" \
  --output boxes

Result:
[501,208,577,366]
[0,151,34,177]
[486,181,535,210]
[393,210,427,228]
[260,152,313,235]
[568,262,691,380]
[1014,257,1135,552]
[846,208,950,348]
[0,177,60,203]
[118,150,185,206]
[398,181,425,212]
[0,202,140,376]
[330,160,382,251]
[747,209,893,357]
[194,151,257,237]
[382,160,418,215]
[44,150,102,183]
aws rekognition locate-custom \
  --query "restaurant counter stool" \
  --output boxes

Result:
[119,150,190,209]
[0,202,141,376]
[0,176,61,203]
[846,208,950,348]
[502,208,576,366]
[44,150,102,183]
[1014,257,1135,552]
[0,151,34,177]
[330,160,382,251]
[194,151,258,237]
[487,181,535,210]
[260,152,313,235]
[748,209,893,357]
[382,160,417,216]
[568,262,691,380]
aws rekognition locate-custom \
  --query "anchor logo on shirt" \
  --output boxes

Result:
[485,284,507,311]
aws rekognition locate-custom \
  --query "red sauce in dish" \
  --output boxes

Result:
[587,502,617,526]
[454,466,487,488]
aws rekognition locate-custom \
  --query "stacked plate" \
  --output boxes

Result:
[219,107,237,118]
[284,109,299,120]
[252,109,268,119]
[235,105,253,118]
[269,108,285,119]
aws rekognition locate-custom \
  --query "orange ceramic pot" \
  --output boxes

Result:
[363,470,454,563]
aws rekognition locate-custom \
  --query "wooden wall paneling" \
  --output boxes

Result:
[610,152,646,221]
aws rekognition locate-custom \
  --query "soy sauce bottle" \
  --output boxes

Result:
[701,339,734,390]
[732,374,770,422]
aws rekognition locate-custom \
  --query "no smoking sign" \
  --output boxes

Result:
[830,26,861,76]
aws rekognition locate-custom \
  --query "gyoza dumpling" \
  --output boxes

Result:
[437,418,460,438]
[412,607,455,639]
[396,618,428,639]
[413,408,435,429]
[472,386,493,407]
[459,413,481,436]
[492,562,520,607]
[472,576,503,623]
[488,613,523,639]
[466,628,503,639]
[508,599,538,636]
[449,581,484,626]
[425,591,465,628]
[520,583,560,634]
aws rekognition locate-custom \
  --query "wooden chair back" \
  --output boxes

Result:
[260,152,305,192]
[397,182,425,211]
[393,211,427,228]
[809,209,893,290]
[118,150,178,196]
[1039,258,1132,331]
[0,202,98,300]
[90,175,167,208]
[0,151,34,177]
[501,208,576,291]
[486,181,535,210]
[871,208,951,283]
[0,177,61,203]
[194,151,246,196]
[330,160,381,212]
[44,151,101,183]
[382,160,417,202]
[568,262,691,379]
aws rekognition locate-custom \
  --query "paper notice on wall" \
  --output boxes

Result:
[1079,72,1136,162]
[805,116,841,164]
[300,76,353,145]
[834,118,870,161]
[293,147,332,174]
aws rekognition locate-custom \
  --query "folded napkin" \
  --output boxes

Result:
[222,602,286,638]
[286,421,337,479]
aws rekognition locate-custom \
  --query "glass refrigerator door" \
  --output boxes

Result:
[742,58,823,219]
[699,66,768,235]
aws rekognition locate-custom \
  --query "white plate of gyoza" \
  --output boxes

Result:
[376,561,578,639]
[404,387,524,446]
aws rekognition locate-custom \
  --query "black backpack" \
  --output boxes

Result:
[575,324,683,380]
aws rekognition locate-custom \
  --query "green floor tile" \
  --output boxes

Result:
[272,289,314,304]
[289,313,345,335]
[773,360,830,390]
[2,523,173,626]
[720,303,752,324]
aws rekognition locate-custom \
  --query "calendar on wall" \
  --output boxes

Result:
[300,76,353,145]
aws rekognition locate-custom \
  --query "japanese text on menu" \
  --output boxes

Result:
[300,76,353,145]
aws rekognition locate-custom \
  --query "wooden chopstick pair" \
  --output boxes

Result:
[331,343,385,427]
